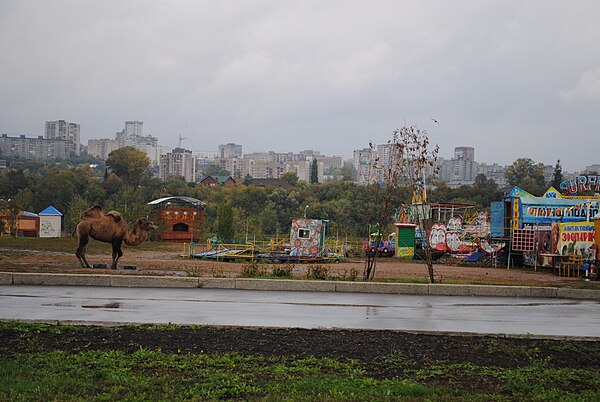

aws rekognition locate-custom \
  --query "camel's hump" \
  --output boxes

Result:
[106,211,123,223]
[83,205,104,219]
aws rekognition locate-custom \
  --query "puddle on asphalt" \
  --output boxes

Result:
[41,303,75,308]
[81,302,121,309]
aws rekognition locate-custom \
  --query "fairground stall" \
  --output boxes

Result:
[395,202,495,265]
[491,175,600,277]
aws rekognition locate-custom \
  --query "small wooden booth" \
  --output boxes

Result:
[39,206,62,238]
[289,218,326,257]
[0,211,39,237]
[148,196,205,242]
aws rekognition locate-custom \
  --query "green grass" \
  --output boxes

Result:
[0,349,439,401]
[2,322,599,401]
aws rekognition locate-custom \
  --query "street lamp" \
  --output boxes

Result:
[304,205,309,218]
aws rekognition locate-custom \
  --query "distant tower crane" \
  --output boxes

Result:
[178,133,188,149]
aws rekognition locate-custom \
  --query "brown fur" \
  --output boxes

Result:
[74,205,157,269]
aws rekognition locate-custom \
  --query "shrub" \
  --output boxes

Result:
[240,261,267,278]
[306,264,329,280]
[271,263,295,278]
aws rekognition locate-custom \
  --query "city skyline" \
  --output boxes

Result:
[0,119,591,176]
[1,1,599,172]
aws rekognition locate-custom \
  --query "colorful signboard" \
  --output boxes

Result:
[560,175,600,195]
[518,197,599,224]
[552,222,595,258]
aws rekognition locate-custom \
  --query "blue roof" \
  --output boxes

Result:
[39,206,62,216]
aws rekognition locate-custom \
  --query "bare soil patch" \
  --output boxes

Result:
[1,238,598,289]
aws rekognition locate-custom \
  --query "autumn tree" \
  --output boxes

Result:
[364,126,439,283]
[106,147,150,187]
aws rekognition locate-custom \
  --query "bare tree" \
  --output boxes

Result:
[364,126,439,283]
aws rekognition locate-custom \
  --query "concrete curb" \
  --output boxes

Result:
[1,272,599,301]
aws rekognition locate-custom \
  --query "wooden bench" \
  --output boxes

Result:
[558,254,582,278]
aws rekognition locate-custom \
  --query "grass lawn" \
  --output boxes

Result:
[2,321,599,401]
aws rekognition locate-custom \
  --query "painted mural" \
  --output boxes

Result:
[290,218,324,257]
[427,212,492,254]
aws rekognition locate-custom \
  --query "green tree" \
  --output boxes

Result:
[340,161,355,182]
[200,164,231,178]
[281,171,299,187]
[32,169,76,213]
[550,159,564,190]
[64,196,90,233]
[105,187,152,224]
[310,159,319,184]
[217,202,235,242]
[505,158,546,196]
[106,147,150,187]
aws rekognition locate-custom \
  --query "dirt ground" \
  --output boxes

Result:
[1,241,599,288]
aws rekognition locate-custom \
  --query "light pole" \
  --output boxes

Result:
[304,205,309,218]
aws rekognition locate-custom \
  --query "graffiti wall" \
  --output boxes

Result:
[290,218,324,257]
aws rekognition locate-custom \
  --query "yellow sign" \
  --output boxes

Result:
[512,198,519,230]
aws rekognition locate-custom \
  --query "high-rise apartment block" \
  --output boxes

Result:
[0,134,70,161]
[116,121,144,148]
[88,138,119,160]
[451,146,477,183]
[45,120,81,155]
[218,143,242,159]
[353,148,376,185]
[160,148,195,182]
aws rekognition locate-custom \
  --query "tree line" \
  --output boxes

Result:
[0,146,570,240]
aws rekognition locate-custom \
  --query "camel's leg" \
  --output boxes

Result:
[111,240,123,269]
[75,234,91,268]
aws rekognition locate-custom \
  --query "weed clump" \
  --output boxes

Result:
[271,263,295,278]
[306,264,329,280]
[241,261,267,277]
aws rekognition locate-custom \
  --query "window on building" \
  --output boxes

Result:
[298,228,310,239]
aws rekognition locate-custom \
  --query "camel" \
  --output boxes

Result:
[74,205,158,269]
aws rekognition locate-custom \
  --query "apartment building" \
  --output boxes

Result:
[87,138,119,160]
[45,120,80,155]
[0,134,70,161]
[160,148,195,182]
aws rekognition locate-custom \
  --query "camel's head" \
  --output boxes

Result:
[136,218,158,231]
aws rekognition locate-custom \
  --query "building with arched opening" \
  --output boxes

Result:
[148,196,205,241]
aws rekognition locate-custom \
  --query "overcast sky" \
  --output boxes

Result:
[1,1,599,171]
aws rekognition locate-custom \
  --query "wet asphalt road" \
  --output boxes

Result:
[1,285,598,337]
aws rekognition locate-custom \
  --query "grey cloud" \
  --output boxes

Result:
[1,1,599,171]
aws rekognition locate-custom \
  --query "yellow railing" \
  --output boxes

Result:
[184,237,365,259]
